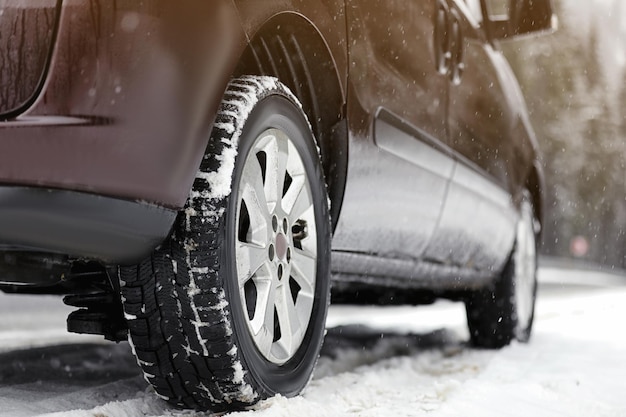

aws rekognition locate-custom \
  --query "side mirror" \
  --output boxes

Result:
[488,0,557,40]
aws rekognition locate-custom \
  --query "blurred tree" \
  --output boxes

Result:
[501,0,626,269]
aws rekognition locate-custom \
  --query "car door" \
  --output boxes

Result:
[421,0,517,271]
[332,0,453,265]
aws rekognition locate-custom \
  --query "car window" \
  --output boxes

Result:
[464,0,484,22]
[483,0,511,19]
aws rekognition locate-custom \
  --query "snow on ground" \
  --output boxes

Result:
[0,266,625,417]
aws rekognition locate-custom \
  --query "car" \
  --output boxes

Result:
[0,0,554,411]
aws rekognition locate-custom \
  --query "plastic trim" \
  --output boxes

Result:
[0,187,176,265]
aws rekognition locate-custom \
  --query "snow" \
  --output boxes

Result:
[193,76,285,203]
[0,266,625,416]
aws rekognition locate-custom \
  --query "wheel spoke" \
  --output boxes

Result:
[273,338,291,362]
[248,275,272,334]
[236,242,268,286]
[255,324,274,358]
[261,274,278,338]
[246,270,276,335]
[283,175,311,222]
[274,282,301,356]
[241,157,272,242]
[263,134,289,209]
[290,248,316,297]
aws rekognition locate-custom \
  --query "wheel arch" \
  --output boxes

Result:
[234,12,348,231]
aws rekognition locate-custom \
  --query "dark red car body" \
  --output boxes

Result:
[0,0,549,293]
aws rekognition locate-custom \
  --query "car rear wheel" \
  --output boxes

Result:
[465,193,538,348]
[120,76,331,410]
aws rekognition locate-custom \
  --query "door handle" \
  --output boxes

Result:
[448,10,465,84]
[434,0,450,75]
[434,2,465,83]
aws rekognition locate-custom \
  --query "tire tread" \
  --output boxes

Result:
[120,76,312,410]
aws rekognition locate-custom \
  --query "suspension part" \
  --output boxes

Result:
[63,264,128,342]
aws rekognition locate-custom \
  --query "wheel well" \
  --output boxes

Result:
[234,13,347,230]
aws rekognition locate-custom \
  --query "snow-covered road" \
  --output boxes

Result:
[1,266,625,417]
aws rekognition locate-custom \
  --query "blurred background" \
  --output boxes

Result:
[504,0,626,270]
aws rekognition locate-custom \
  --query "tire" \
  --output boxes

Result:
[119,76,331,411]
[465,193,538,348]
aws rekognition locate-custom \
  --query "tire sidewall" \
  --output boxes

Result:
[221,93,331,396]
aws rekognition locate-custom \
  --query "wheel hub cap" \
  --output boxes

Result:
[275,233,288,261]
[235,129,317,365]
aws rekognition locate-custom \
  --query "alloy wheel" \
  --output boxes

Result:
[235,128,317,365]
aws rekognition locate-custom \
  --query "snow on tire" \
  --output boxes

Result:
[119,76,331,411]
